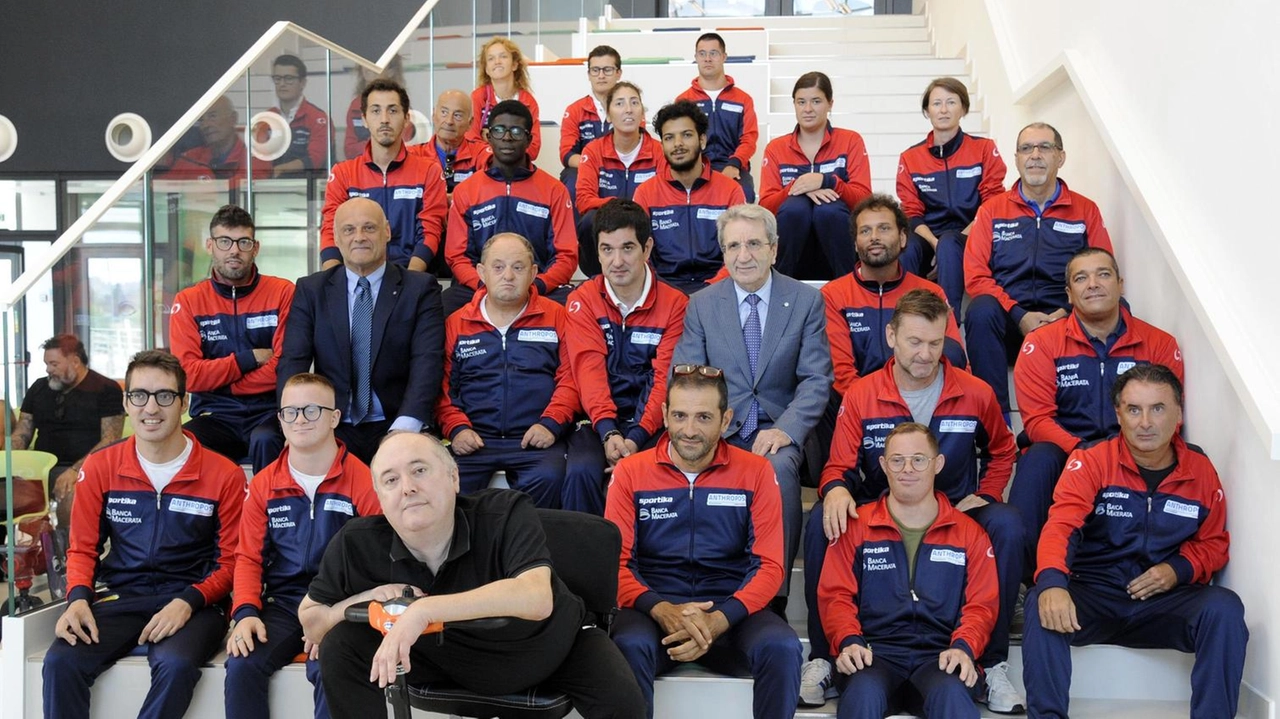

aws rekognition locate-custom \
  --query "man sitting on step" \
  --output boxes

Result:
[818,422,998,719]
[1022,363,1248,719]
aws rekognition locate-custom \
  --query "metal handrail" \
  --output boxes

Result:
[0,0,440,311]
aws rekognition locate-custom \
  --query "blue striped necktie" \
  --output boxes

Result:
[350,276,373,423]
[739,293,761,439]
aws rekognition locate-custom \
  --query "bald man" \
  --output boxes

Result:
[164,96,270,181]
[276,197,446,464]
[411,89,491,193]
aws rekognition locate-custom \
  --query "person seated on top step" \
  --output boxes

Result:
[1011,247,1182,580]
[897,77,1007,306]
[299,433,646,719]
[444,99,577,316]
[43,350,244,719]
[573,81,663,278]
[632,100,745,295]
[964,122,1112,417]
[563,199,688,514]
[1022,364,1248,719]
[467,37,542,161]
[818,422,999,719]
[320,79,448,273]
[676,32,758,202]
[802,290,1023,714]
[605,365,802,719]
[560,45,626,213]
[170,204,294,474]
[437,233,579,509]
[223,372,381,719]
[759,71,872,281]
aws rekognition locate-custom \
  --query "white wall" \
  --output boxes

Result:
[927,0,1280,712]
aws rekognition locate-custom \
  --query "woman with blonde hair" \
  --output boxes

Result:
[468,37,542,160]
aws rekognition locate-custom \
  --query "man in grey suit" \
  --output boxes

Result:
[673,203,832,610]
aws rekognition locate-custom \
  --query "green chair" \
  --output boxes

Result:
[6,449,57,525]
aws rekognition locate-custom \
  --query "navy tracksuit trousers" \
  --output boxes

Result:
[224,601,328,719]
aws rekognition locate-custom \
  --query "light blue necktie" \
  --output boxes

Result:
[739,293,761,439]
[350,276,373,423]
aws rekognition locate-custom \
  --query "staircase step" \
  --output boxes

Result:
[767,56,967,77]
[768,26,931,43]
[769,40,935,57]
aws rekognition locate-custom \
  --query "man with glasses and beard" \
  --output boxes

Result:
[10,334,124,530]
[171,204,295,473]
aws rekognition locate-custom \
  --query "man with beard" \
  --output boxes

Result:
[320,79,448,272]
[436,233,579,507]
[10,334,124,529]
[170,204,295,472]
[605,365,802,718]
[822,194,966,399]
[632,100,745,294]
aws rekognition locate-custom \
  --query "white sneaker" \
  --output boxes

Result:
[983,661,1026,714]
[798,658,832,707]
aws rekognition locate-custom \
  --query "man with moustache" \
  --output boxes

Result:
[606,365,802,718]
[633,100,745,294]
[964,122,1112,415]
[170,204,294,472]
[320,79,448,271]
[563,199,688,513]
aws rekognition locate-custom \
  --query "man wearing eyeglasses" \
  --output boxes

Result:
[606,364,802,718]
[268,54,333,177]
[963,122,1113,416]
[444,99,577,317]
[409,89,489,194]
[676,32,759,202]
[802,289,1021,713]
[170,204,295,473]
[224,372,380,719]
[818,422,998,719]
[278,197,446,465]
[320,79,449,273]
[43,350,244,719]
[10,334,124,531]
[559,45,624,203]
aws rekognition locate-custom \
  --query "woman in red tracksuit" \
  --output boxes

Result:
[467,37,541,161]
[574,82,664,276]
[759,71,872,281]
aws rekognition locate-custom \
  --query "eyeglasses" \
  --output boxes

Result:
[673,364,723,378]
[588,66,619,76]
[126,389,181,407]
[278,404,336,423]
[722,238,770,255]
[696,50,724,60]
[271,74,302,85]
[1016,142,1060,155]
[212,236,257,252]
[884,454,936,472]
[487,125,529,140]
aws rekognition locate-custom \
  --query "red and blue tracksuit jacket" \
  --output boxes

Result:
[1015,309,1184,453]
[65,433,244,609]
[759,124,872,214]
[270,99,332,170]
[409,135,492,193]
[632,162,745,283]
[560,95,611,165]
[1036,434,1229,590]
[446,159,578,294]
[231,442,380,620]
[818,492,998,659]
[964,180,1113,322]
[320,143,448,267]
[896,130,1006,234]
[821,358,1015,506]
[821,265,966,397]
[343,95,367,160]
[467,85,542,161]
[169,268,294,419]
[565,272,688,447]
[605,437,785,628]
[676,77,758,172]
[574,133,665,214]
[437,289,580,440]
[162,140,272,182]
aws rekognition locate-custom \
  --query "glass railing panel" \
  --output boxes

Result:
[0,180,58,232]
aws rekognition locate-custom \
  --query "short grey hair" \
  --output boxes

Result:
[716,203,778,248]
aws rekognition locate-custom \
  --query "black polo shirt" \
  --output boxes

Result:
[308,488,585,653]
[21,369,124,466]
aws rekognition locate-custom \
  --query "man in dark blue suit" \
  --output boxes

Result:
[672,203,832,615]
[272,197,446,464]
